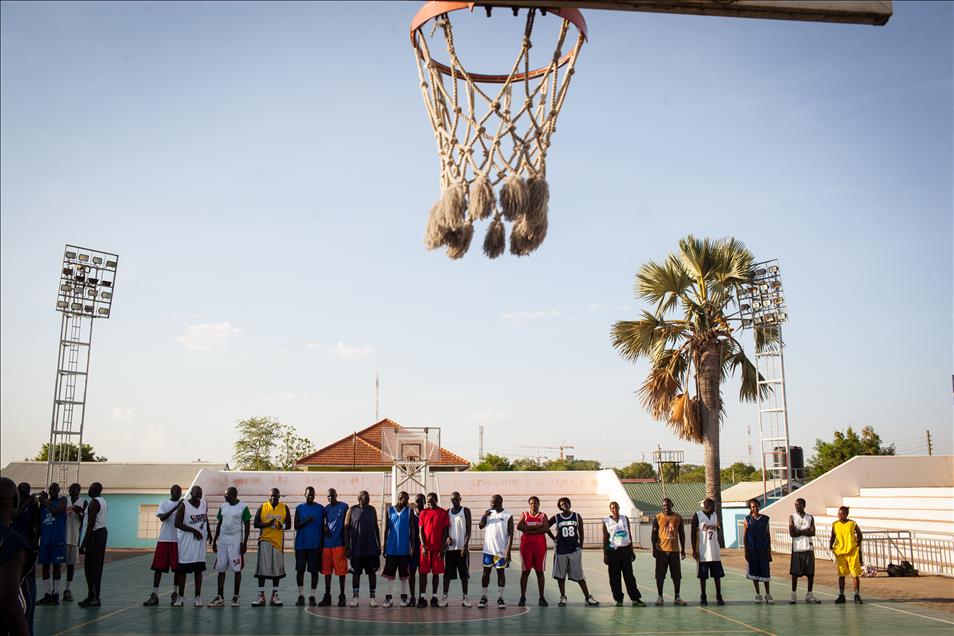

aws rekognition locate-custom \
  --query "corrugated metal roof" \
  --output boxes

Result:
[0,462,228,493]
[623,482,736,518]
[720,480,797,504]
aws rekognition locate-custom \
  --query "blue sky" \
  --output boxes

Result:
[2,1,951,469]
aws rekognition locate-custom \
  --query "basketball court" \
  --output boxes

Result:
[37,551,952,635]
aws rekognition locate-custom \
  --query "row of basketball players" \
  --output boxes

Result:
[133,485,865,609]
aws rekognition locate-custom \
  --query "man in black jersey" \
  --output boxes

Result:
[547,497,599,607]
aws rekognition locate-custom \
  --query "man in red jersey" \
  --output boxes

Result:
[418,492,450,608]
[516,496,549,607]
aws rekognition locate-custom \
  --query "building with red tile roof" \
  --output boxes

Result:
[295,418,470,471]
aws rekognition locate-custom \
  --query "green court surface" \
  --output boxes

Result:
[36,551,953,636]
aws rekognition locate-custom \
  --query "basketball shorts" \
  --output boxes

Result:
[697,560,725,580]
[65,545,79,566]
[151,541,179,573]
[176,560,207,574]
[38,544,66,566]
[444,550,469,580]
[321,546,347,576]
[790,551,815,577]
[419,550,445,575]
[654,551,682,581]
[350,554,380,575]
[482,553,507,570]
[295,548,321,574]
[382,555,410,580]
[552,550,584,581]
[836,550,862,577]
[255,541,286,579]
[215,543,244,573]
[745,553,771,582]
[520,543,547,573]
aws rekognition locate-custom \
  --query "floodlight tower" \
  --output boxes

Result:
[735,259,791,501]
[47,245,119,487]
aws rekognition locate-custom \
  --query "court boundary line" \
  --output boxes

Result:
[695,606,777,636]
[51,608,126,636]
[306,604,531,623]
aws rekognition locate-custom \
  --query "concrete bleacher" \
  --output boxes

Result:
[191,468,636,551]
[814,486,954,535]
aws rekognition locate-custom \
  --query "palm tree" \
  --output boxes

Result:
[610,235,769,540]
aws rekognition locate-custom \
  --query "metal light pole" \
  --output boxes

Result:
[735,259,792,502]
[47,245,119,487]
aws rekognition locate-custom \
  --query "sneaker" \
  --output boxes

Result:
[170,592,180,607]
[437,596,447,608]
[632,598,645,607]
[84,599,101,607]
[673,596,686,606]
[384,595,394,608]
[297,595,306,607]
[754,594,763,604]
[835,594,846,604]
[559,596,568,607]
[854,594,863,605]
[585,595,600,607]
[270,592,282,607]
[417,596,427,608]
[143,593,159,607]
[790,591,798,605]
[655,596,664,606]
[399,594,409,608]
[62,590,74,602]
[716,596,725,606]
[462,597,473,608]
[349,596,359,608]
[317,593,332,607]
[538,597,549,607]
[77,598,91,607]
[172,596,184,608]
[477,596,488,609]
[252,592,266,607]
[518,596,527,607]
[231,595,241,607]
[430,595,439,608]
[369,595,378,607]
[805,592,821,604]
[194,598,204,608]
[308,595,316,608]
[337,594,346,608]
[497,597,506,609]
[37,593,54,606]
[615,600,623,606]
[764,594,774,605]
[208,596,225,608]
[700,595,708,606]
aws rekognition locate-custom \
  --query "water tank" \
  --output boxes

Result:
[772,446,805,480]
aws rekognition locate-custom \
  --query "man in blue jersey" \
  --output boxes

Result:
[294,487,324,607]
[382,491,418,608]
[36,483,68,606]
[319,488,350,607]
[548,497,599,607]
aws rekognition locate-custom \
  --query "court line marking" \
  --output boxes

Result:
[51,607,126,635]
[696,607,777,636]
[306,605,531,623]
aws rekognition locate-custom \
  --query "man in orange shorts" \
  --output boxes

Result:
[418,492,449,608]
[318,488,349,607]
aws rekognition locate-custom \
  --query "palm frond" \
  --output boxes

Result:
[611,313,690,362]
[668,392,703,443]
[635,258,692,315]
[721,339,771,402]
[638,361,683,419]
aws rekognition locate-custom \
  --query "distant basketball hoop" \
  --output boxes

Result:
[382,426,442,503]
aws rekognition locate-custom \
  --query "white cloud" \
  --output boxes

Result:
[500,309,559,325]
[110,406,135,422]
[176,321,239,351]
[587,303,602,311]
[304,341,322,350]
[328,342,375,359]
[468,410,510,423]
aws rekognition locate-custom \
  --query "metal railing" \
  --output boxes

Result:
[735,521,954,577]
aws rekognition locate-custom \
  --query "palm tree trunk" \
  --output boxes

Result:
[698,339,725,546]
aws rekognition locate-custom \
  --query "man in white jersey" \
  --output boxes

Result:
[62,483,85,602]
[172,485,209,607]
[210,486,251,607]
[477,494,513,609]
[144,484,183,606]
[690,498,725,606]
[602,501,643,606]
[441,492,472,607]
[789,498,821,604]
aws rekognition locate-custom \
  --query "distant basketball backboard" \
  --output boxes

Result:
[473,1,892,26]
[381,426,442,464]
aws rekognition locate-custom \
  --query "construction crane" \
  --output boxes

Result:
[518,443,575,461]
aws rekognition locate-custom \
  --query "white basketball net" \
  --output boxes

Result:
[412,7,585,258]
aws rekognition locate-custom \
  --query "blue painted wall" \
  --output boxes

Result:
[103,493,167,549]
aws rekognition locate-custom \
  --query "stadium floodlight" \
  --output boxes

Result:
[47,245,119,489]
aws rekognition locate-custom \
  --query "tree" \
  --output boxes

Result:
[677,464,706,482]
[511,457,543,471]
[615,461,657,480]
[720,461,760,483]
[35,443,106,463]
[542,458,601,471]
[233,416,314,471]
[807,426,895,479]
[470,454,512,471]
[611,235,766,541]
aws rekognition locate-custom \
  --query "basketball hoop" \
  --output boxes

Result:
[410,2,587,258]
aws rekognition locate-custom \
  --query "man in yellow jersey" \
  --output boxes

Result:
[829,506,864,604]
[252,488,291,607]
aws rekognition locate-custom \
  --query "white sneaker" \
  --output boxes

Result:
[438,596,448,608]
[194,598,204,608]
[558,596,568,607]
[270,592,282,607]
[171,596,184,608]
[764,594,775,605]
[383,595,393,608]
[790,591,798,605]
[673,597,686,606]
[208,596,225,608]
[368,596,378,607]
[461,597,472,608]
[231,595,240,607]
[252,592,266,607]
[585,595,601,607]
[805,592,821,604]
[655,595,664,606]
[754,594,763,604]
[349,596,359,607]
